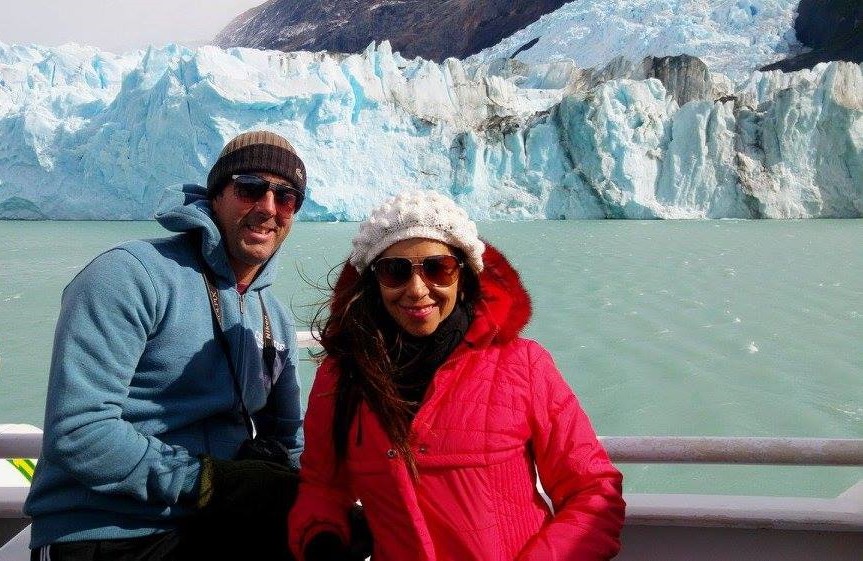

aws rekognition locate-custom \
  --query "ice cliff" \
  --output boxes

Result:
[469,0,801,84]
[0,27,861,219]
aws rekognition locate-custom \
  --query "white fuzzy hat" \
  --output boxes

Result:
[350,189,485,274]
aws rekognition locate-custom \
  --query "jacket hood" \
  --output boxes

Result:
[153,183,280,287]
[330,241,531,346]
[469,243,532,345]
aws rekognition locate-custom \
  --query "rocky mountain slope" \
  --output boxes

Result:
[214,0,569,61]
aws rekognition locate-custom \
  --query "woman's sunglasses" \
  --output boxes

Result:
[231,174,304,213]
[371,255,463,288]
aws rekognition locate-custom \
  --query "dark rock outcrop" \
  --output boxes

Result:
[761,0,863,72]
[643,55,712,106]
[588,54,713,106]
[214,0,570,62]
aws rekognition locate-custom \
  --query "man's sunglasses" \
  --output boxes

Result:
[371,255,463,288]
[231,174,304,213]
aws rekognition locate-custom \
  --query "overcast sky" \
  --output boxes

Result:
[0,1,266,53]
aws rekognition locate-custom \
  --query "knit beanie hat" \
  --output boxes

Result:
[206,130,306,198]
[350,189,485,274]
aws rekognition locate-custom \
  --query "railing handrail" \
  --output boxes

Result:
[296,330,318,349]
[600,436,863,466]
[2,425,862,467]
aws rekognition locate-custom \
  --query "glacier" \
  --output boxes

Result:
[469,0,802,84]
[0,33,861,219]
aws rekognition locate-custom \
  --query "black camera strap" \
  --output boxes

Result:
[201,263,276,439]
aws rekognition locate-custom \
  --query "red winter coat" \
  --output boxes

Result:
[290,245,625,560]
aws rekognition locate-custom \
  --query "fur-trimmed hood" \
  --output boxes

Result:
[467,242,532,346]
[330,241,531,346]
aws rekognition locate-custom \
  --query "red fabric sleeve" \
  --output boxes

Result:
[288,359,355,560]
[515,342,626,561]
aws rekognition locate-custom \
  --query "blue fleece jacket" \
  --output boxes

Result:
[24,184,304,547]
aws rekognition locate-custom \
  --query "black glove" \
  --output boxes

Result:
[304,532,350,561]
[184,456,299,559]
[196,455,300,519]
[304,505,373,561]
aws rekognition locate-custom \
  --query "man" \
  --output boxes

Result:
[24,131,307,560]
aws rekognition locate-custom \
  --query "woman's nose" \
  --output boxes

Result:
[403,269,430,298]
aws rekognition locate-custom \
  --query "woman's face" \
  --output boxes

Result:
[375,238,460,337]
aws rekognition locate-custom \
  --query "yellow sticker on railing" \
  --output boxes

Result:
[6,458,36,482]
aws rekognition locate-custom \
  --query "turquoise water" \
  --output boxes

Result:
[1,220,861,497]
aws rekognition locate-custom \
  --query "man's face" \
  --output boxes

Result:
[211,171,295,284]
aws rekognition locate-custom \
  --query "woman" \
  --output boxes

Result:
[290,190,625,560]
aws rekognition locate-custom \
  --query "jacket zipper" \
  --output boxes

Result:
[235,290,246,416]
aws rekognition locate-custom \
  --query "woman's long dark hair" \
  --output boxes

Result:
[313,248,480,477]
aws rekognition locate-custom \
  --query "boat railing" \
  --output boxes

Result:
[2,331,862,559]
[3,433,862,469]
[3,430,862,545]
